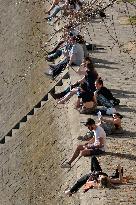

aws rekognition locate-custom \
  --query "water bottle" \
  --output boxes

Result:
[97,111,102,120]
[77,87,80,96]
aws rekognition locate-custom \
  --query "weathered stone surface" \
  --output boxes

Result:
[0,0,136,205]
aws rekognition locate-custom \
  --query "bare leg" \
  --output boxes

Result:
[68,145,85,165]
[58,88,77,104]
[81,149,92,157]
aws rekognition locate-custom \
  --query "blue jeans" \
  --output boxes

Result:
[48,49,62,61]
[48,6,61,20]
[97,94,114,108]
[51,58,68,76]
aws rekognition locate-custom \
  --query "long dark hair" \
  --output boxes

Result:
[95,77,103,86]
[86,61,95,71]
[68,0,76,9]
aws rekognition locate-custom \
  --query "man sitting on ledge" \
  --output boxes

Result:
[61,118,107,168]
[46,35,84,78]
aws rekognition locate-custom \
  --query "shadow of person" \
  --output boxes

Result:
[105,151,136,161]
[111,88,136,96]
[117,105,136,114]
[108,130,136,139]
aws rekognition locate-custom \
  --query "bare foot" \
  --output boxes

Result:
[64,189,72,196]
[57,100,65,104]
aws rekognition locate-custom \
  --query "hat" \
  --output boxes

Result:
[85,118,95,126]
[114,113,123,119]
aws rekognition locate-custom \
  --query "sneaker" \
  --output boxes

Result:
[65,190,72,196]
[49,64,55,69]
[44,71,52,76]
[45,17,52,21]
[61,162,71,168]
[45,56,54,62]
[48,69,53,75]
[44,70,54,80]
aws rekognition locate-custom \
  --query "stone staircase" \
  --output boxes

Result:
[0,70,71,145]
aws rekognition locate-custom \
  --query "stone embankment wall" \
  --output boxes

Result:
[0,0,52,140]
[0,1,73,204]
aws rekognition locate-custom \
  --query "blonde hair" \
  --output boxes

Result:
[99,176,112,188]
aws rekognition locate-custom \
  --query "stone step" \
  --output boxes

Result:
[20,116,27,123]
[19,122,26,128]
[56,79,63,86]
[62,72,70,80]
[34,108,40,114]
[5,136,12,143]
[41,93,51,106]
[27,109,35,120]
[27,115,33,120]
[41,101,47,107]
[12,129,19,135]
[0,69,71,144]
[0,137,5,144]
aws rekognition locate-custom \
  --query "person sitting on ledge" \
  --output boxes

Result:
[61,118,106,168]
[64,156,124,196]
[46,35,84,78]
[45,0,61,21]
[46,24,80,62]
[75,83,97,114]
[56,61,98,104]
[99,113,123,135]
[94,78,120,108]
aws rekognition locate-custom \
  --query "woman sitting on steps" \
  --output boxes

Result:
[75,82,97,114]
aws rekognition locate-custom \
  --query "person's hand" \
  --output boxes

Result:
[83,143,88,148]
[100,116,103,121]
[66,63,71,68]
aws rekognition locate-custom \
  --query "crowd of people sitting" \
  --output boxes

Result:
[45,0,127,196]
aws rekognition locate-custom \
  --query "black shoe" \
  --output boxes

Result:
[50,92,60,99]
[110,168,123,179]
[113,99,120,106]
[44,71,54,80]
[45,56,54,62]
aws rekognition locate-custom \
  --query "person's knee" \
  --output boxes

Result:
[70,88,77,95]
[81,150,86,156]
[77,144,83,150]
[81,149,91,157]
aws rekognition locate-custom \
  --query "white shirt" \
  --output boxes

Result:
[93,126,107,151]
[70,43,84,65]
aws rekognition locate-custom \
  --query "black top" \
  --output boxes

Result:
[85,70,98,92]
[78,90,94,103]
[97,86,114,100]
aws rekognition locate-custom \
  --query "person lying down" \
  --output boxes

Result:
[98,113,124,135]
[65,156,127,196]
